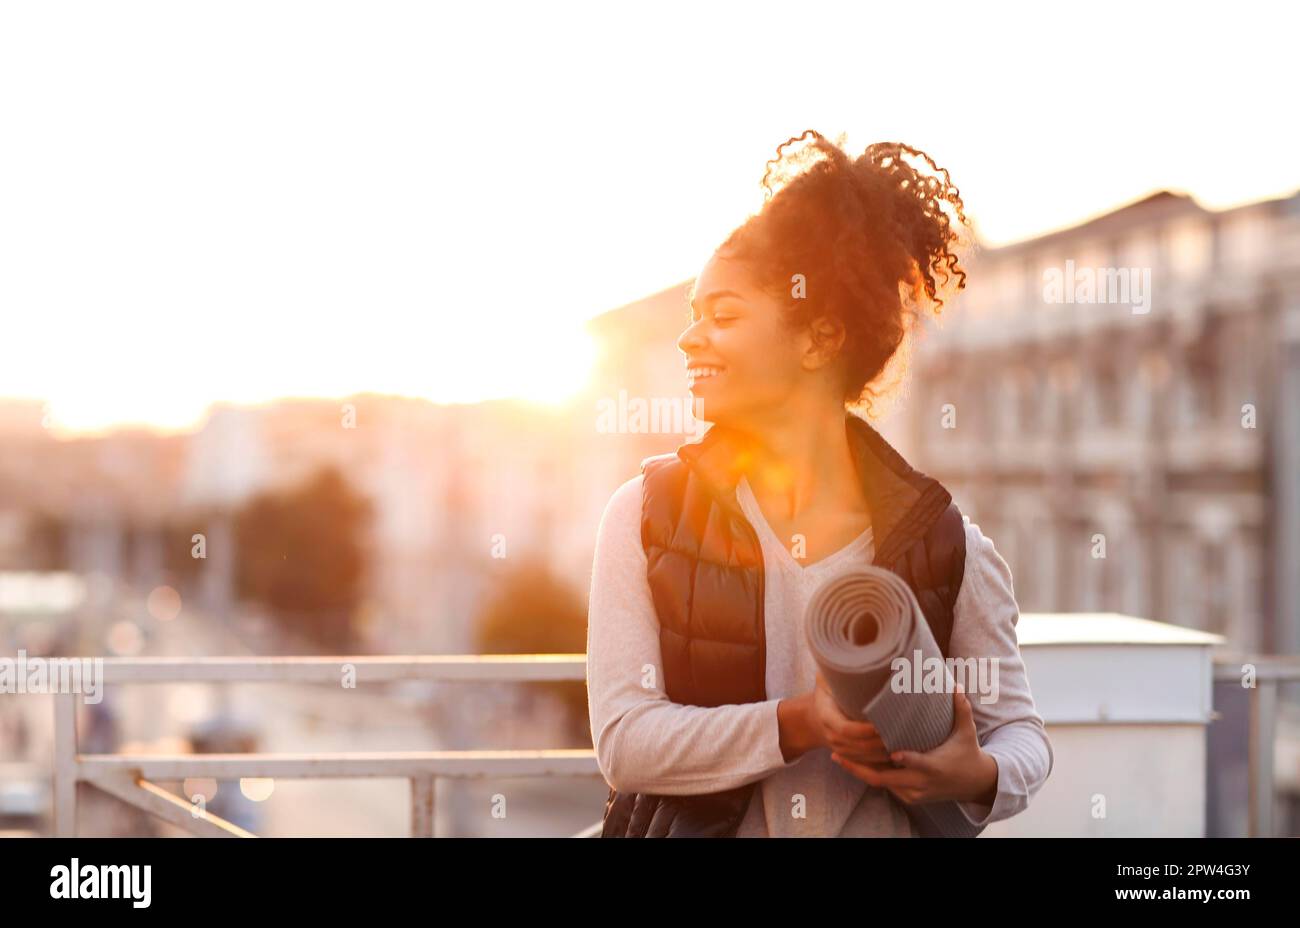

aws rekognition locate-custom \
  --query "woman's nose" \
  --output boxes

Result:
[677,320,707,355]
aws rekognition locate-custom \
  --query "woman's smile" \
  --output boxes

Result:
[686,364,727,390]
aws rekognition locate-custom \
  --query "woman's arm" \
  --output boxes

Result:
[586,474,796,795]
[947,516,1055,826]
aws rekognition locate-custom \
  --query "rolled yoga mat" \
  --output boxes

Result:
[803,564,985,838]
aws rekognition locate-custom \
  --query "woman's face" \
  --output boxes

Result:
[677,251,834,427]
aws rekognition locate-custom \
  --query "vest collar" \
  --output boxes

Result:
[674,411,952,567]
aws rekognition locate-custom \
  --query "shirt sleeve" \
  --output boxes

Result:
[586,473,795,795]
[945,516,1055,827]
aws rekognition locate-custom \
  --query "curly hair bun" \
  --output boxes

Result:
[719,130,972,416]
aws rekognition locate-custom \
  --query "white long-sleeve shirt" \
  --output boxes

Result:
[586,472,1054,837]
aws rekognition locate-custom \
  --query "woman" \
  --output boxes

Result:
[586,130,1053,837]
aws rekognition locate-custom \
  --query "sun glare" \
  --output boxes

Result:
[491,326,597,408]
[32,322,598,435]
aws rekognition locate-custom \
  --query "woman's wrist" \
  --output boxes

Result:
[964,749,999,806]
[777,693,820,762]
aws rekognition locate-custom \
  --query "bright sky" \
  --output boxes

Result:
[1,1,1295,433]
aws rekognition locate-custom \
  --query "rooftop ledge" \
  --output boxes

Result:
[1013,613,1226,727]
[1017,613,1225,647]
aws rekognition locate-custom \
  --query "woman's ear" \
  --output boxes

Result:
[803,314,846,370]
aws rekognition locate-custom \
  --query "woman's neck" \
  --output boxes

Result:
[737,402,863,522]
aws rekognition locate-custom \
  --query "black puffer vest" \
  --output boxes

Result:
[599,411,967,837]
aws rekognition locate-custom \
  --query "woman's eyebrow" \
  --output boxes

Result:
[688,289,746,312]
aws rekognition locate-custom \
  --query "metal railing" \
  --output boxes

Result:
[1212,653,1300,838]
[38,651,1300,837]
[51,655,603,838]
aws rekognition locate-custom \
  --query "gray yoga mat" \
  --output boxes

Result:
[803,565,985,838]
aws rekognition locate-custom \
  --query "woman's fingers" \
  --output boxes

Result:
[832,746,893,766]
[829,732,889,761]
[832,753,928,792]
[819,700,875,737]
[812,681,878,746]
[827,717,877,740]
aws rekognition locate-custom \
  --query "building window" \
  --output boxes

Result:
[1167,218,1213,276]
[1093,359,1122,428]
[1120,232,1158,271]
[1186,318,1223,425]
[1219,213,1270,270]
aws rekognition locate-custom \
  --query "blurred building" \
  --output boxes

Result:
[0,421,185,596]
[895,190,1300,658]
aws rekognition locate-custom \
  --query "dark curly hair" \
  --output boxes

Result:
[715,129,972,417]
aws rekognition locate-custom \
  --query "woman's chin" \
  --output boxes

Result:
[695,402,740,429]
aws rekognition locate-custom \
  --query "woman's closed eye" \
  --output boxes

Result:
[686,311,737,326]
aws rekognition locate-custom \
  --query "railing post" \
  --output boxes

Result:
[53,693,78,837]
[411,776,436,838]
[1247,678,1277,838]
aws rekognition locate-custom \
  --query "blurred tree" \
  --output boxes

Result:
[234,466,372,650]
[24,510,68,570]
[474,560,590,745]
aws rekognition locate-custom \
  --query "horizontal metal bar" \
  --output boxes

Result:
[1212,657,1300,683]
[92,654,588,685]
[79,749,601,780]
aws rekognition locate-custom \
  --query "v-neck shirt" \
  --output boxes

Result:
[734,473,874,579]
[730,473,917,837]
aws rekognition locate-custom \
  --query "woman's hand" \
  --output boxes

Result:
[778,671,889,763]
[830,685,999,807]
[809,671,893,766]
